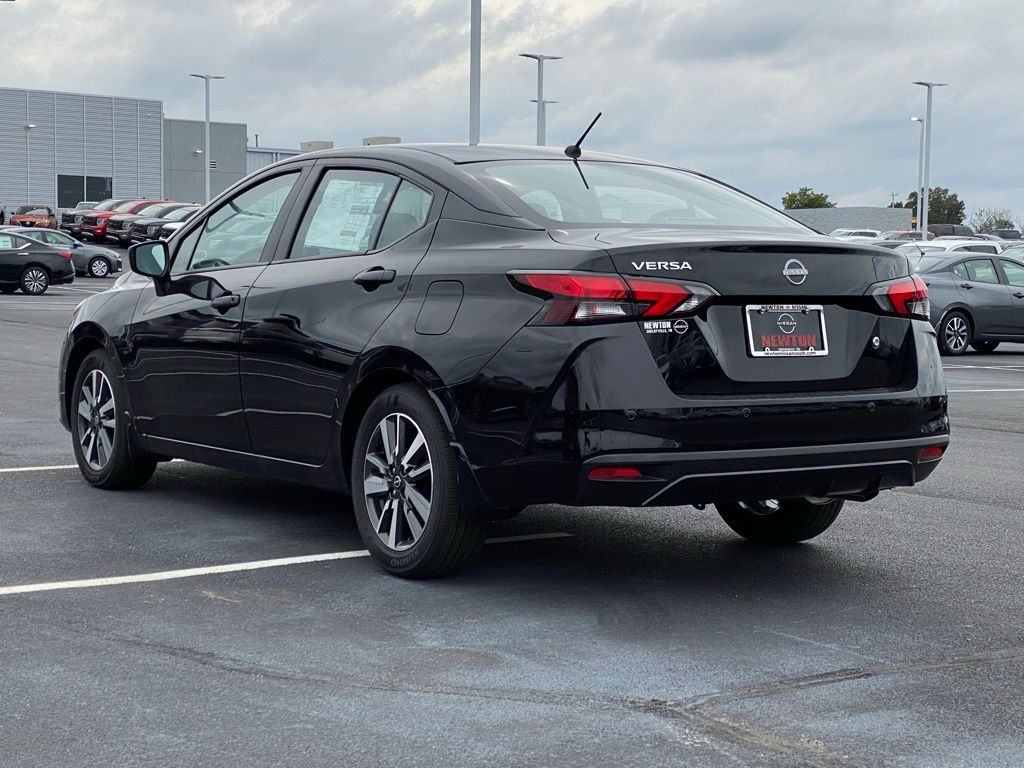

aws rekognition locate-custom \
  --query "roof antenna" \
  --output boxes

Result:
[564,112,602,189]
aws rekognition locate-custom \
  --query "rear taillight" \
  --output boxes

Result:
[870,275,929,320]
[511,271,716,325]
[57,251,74,261]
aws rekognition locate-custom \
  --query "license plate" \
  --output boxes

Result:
[745,304,828,357]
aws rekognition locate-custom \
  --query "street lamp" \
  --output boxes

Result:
[24,123,34,202]
[190,73,226,202]
[912,81,947,239]
[910,117,925,232]
[519,53,561,146]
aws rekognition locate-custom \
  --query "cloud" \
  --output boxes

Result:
[3,0,1023,214]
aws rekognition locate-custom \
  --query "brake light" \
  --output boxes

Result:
[511,272,716,325]
[57,251,74,261]
[588,466,643,480]
[919,445,945,461]
[870,275,929,320]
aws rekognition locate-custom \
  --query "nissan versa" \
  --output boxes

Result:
[58,144,949,577]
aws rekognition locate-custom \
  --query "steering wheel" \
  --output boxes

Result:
[648,209,693,225]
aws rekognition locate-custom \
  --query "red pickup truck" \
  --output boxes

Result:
[80,199,167,240]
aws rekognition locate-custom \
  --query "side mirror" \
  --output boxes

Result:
[129,240,170,279]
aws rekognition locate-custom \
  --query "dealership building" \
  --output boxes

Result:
[0,86,312,212]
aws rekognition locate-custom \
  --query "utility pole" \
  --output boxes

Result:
[519,53,561,146]
[469,0,481,145]
[910,117,925,230]
[913,81,947,239]
[190,73,225,202]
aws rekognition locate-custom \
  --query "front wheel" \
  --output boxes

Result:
[71,350,157,489]
[971,340,999,353]
[938,311,971,356]
[715,497,844,544]
[20,266,50,295]
[351,384,484,578]
[88,257,110,278]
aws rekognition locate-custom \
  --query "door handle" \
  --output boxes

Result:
[959,282,974,289]
[1014,292,1024,299]
[354,267,396,289]
[210,294,240,313]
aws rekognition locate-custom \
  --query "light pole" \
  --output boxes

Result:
[469,0,481,145]
[24,123,34,201]
[913,81,946,239]
[190,73,225,202]
[519,53,561,146]
[910,117,925,232]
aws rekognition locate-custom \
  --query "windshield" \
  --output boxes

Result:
[466,161,808,231]
[166,207,199,222]
[137,204,170,217]
[16,206,48,215]
[113,201,138,212]
[93,200,119,211]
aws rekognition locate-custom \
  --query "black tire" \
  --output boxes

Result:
[87,257,111,278]
[937,311,971,356]
[351,384,485,578]
[0,285,17,294]
[71,349,158,490]
[715,497,844,544]
[970,340,999,353]
[19,266,50,295]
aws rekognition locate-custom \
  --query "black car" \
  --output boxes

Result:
[131,205,201,243]
[106,203,188,245]
[0,230,75,294]
[913,251,1024,354]
[2,226,122,277]
[57,144,949,578]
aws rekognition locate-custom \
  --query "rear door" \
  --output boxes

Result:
[240,160,443,464]
[126,169,305,452]
[953,258,1013,334]
[999,259,1024,335]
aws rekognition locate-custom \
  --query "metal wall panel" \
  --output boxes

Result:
[0,88,29,210]
[113,98,140,198]
[55,93,85,175]
[138,100,164,198]
[27,91,57,206]
[84,95,114,181]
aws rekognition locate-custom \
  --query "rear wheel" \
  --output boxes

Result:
[938,311,971,356]
[87,257,110,278]
[20,266,49,295]
[71,350,158,489]
[715,497,844,544]
[351,384,485,578]
[970,340,999,353]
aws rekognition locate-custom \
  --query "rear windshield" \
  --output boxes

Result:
[466,160,808,231]
[911,256,949,272]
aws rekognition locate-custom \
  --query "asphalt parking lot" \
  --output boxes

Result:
[1,257,1023,767]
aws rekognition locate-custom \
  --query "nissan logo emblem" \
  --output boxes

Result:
[783,259,808,286]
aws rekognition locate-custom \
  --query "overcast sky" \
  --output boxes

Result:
[5,0,1023,214]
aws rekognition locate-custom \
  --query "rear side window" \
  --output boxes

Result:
[962,259,1000,283]
[377,181,433,249]
[1001,260,1024,287]
[289,169,399,260]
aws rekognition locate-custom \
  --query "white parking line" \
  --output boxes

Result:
[0,464,78,473]
[0,533,573,596]
[944,365,1024,372]
[948,388,1024,393]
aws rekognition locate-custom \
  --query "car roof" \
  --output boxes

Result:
[298,142,668,167]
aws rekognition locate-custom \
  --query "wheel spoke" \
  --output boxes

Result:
[402,502,424,540]
[404,484,431,522]
[376,499,393,535]
[401,431,425,469]
[406,461,430,480]
[80,426,93,447]
[83,431,96,464]
[363,474,389,497]
[365,453,388,475]
[387,500,401,549]
[380,418,396,463]
[77,400,91,420]
[97,429,112,466]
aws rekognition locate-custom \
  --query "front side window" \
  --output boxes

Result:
[289,170,399,260]
[0,234,20,249]
[962,259,1000,284]
[181,172,299,272]
[467,161,809,231]
[1001,260,1024,287]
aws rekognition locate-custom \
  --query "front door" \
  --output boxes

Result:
[125,170,304,452]
[240,163,441,464]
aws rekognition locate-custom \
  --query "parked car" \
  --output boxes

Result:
[10,205,58,228]
[58,144,949,578]
[879,230,935,241]
[81,199,166,241]
[157,220,188,240]
[0,230,75,294]
[73,201,99,211]
[63,199,134,238]
[828,228,880,240]
[915,252,1024,354]
[132,205,201,243]
[2,227,122,277]
[990,229,1021,240]
[106,203,190,245]
[928,223,975,238]
[895,239,1002,258]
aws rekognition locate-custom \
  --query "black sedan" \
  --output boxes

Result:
[913,251,1024,354]
[130,205,201,243]
[0,230,75,294]
[2,226,122,278]
[58,143,949,577]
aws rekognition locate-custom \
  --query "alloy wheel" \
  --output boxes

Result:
[363,412,433,551]
[738,499,782,516]
[90,258,109,278]
[77,368,117,471]
[22,268,48,294]
[944,316,969,352]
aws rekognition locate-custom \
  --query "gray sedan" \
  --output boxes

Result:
[914,251,1024,354]
[0,226,122,278]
